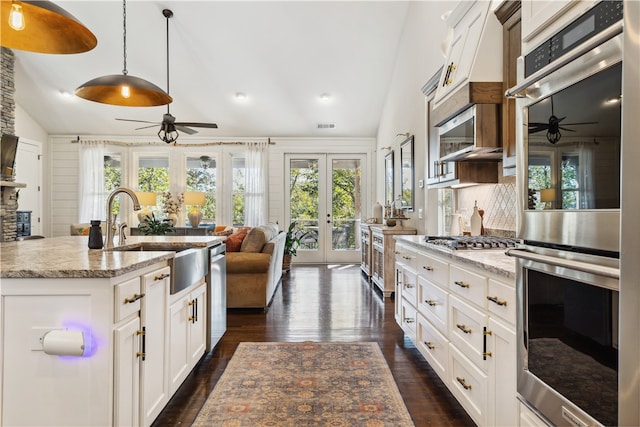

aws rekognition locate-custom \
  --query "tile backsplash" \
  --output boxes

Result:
[457,175,516,234]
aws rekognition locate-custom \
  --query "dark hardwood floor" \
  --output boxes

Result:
[152,264,475,427]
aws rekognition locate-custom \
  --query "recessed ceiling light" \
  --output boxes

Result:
[235,92,247,101]
[320,93,330,101]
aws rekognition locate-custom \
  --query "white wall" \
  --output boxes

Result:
[375,1,451,235]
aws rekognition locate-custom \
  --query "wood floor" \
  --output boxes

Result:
[152,264,475,427]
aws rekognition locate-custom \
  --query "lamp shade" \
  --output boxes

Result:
[0,0,97,54]
[183,191,206,206]
[75,74,173,107]
[540,188,556,203]
[136,192,157,207]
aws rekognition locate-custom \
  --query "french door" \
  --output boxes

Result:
[285,154,365,264]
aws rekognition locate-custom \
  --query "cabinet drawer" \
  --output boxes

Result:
[418,276,448,335]
[487,279,516,324]
[417,313,449,381]
[400,298,417,339]
[416,252,448,287]
[401,268,418,306]
[114,277,142,322]
[449,264,487,308]
[449,295,488,368]
[449,344,488,426]
[395,245,417,270]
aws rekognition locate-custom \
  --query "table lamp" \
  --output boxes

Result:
[136,192,157,224]
[540,188,556,210]
[184,191,206,228]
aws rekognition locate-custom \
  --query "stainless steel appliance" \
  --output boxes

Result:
[206,242,226,351]
[506,1,624,425]
[436,104,501,162]
[424,235,519,251]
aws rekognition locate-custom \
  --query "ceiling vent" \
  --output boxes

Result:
[317,123,336,129]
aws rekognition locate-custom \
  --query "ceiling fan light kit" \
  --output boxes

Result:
[1,0,97,54]
[75,0,171,107]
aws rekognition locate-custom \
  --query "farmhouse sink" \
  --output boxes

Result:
[110,244,208,294]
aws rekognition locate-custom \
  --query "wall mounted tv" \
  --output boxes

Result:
[1,134,19,179]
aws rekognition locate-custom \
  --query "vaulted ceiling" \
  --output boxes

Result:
[12,1,451,140]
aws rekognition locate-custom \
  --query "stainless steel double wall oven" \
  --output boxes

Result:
[506,1,624,426]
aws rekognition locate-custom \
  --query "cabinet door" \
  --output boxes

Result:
[140,267,170,427]
[521,0,575,43]
[188,283,207,365]
[114,316,141,427]
[434,2,488,106]
[487,316,517,427]
[169,294,190,394]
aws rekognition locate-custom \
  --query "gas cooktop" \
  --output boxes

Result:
[424,235,520,250]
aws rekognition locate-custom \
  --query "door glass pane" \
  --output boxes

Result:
[186,156,216,225]
[104,153,122,216]
[289,159,319,251]
[331,159,361,251]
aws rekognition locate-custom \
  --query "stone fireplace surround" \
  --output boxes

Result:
[1,47,19,242]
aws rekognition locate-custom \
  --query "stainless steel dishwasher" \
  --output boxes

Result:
[207,243,227,351]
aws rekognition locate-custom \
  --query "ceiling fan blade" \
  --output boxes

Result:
[116,118,159,125]
[529,126,549,133]
[175,125,198,135]
[528,122,550,126]
[558,127,577,132]
[175,122,218,129]
[561,122,599,126]
[135,124,161,131]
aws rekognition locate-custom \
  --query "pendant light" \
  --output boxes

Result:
[75,0,172,107]
[1,0,97,54]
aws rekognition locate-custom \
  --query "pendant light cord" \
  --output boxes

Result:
[122,0,128,76]
[166,11,170,114]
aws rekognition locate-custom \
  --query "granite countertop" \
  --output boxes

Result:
[394,235,516,280]
[0,235,225,279]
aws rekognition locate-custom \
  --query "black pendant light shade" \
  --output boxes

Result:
[75,74,173,107]
[0,0,97,54]
[74,0,171,107]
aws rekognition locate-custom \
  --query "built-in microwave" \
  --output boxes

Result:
[436,103,501,162]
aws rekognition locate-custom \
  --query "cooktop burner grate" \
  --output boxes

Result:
[424,236,520,250]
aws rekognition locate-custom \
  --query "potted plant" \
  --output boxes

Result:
[138,213,176,236]
[283,221,307,272]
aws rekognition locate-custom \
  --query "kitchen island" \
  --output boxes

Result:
[0,235,225,427]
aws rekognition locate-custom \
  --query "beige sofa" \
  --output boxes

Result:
[225,224,286,309]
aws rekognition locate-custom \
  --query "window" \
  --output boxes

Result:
[186,155,217,224]
[138,155,169,215]
[104,153,122,216]
[561,154,579,209]
[232,156,245,226]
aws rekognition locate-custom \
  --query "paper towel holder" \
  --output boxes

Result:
[42,330,85,357]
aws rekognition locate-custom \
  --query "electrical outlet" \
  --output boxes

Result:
[418,208,423,219]
[30,327,63,351]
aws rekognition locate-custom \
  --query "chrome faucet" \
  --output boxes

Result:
[118,222,128,246]
[105,187,141,249]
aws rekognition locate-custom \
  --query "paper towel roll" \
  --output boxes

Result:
[42,330,85,356]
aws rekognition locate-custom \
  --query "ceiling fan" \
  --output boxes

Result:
[116,9,218,143]
[528,96,596,144]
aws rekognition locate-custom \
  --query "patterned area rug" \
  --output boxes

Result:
[193,342,415,426]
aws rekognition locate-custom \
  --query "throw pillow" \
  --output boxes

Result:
[240,227,267,253]
[225,229,248,252]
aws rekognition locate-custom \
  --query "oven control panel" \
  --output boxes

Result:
[525,0,623,77]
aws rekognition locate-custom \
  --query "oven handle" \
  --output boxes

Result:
[505,20,622,98]
[505,248,619,280]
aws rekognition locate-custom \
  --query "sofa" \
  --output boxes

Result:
[224,224,286,309]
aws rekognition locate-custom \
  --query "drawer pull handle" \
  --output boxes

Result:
[487,296,507,306]
[483,351,493,358]
[404,283,415,289]
[124,293,145,304]
[425,299,437,307]
[456,324,472,334]
[456,377,472,390]
[454,280,470,289]
[404,318,415,324]
[423,266,434,271]
[424,341,435,350]
[154,273,170,281]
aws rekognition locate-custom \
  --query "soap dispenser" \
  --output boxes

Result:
[470,201,482,236]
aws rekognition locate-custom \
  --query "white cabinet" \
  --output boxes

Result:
[360,225,372,280]
[394,243,517,427]
[114,316,142,426]
[140,267,170,426]
[518,400,549,426]
[433,1,502,109]
[370,226,416,297]
[169,281,207,394]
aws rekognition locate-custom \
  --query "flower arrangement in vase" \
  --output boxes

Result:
[161,191,183,225]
